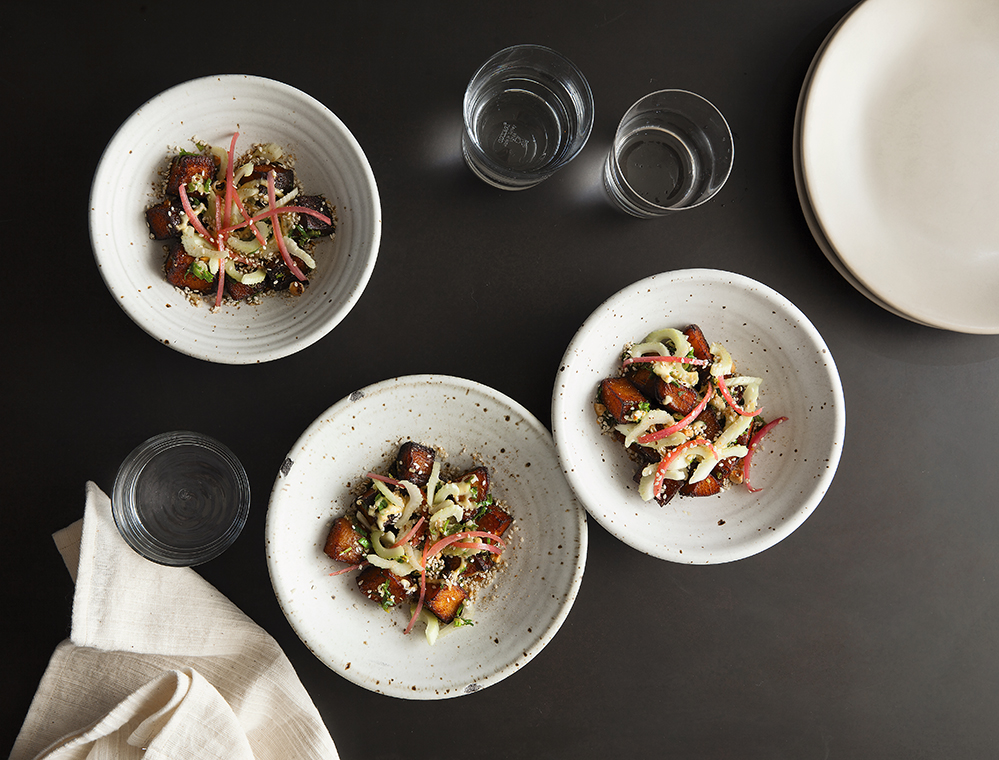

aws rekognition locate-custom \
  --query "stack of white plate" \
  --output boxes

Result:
[794,0,999,334]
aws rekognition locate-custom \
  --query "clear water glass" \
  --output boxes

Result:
[604,89,734,217]
[112,431,250,566]
[462,44,594,190]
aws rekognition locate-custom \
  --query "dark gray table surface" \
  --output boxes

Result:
[5,2,999,758]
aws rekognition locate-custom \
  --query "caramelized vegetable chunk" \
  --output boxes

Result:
[294,195,336,235]
[356,565,411,608]
[165,154,219,196]
[684,324,713,384]
[459,466,490,519]
[655,477,684,506]
[600,377,648,424]
[661,382,700,416]
[424,582,467,624]
[226,278,264,301]
[145,198,184,239]
[681,475,722,497]
[244,163,295,193]
[694,409,723,441]
[324,516,368,565]
[163,240,213,292]
[266,256,310,291]
[475,502,513,538]
[393,442,436,487]
[628,366,670,405]
[460,466,490,500]
[683,324,712,363]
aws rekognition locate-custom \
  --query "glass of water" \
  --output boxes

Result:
[604,89,734,217]
[462,44,594,190]
[112,431,250,566]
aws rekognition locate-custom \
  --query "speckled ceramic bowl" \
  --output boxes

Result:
[90,74,380,364]
[266,375,588,699]
[552,269,845,564]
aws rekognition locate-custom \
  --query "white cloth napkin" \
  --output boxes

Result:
[10,482,339,760]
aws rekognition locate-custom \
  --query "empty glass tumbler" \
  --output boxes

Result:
[462,44,594,190]
[604,89,734,217]
[112,431,251,566]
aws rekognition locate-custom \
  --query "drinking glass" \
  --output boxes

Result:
[604,89,734,217]
[462,44,594,190]
[112,431,250,566]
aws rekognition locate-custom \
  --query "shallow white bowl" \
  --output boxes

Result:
[90,74,381,363]
[266,375,588,699]
[552,269,845,564]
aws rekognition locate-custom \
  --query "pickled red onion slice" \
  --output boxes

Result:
[717,374,763,417]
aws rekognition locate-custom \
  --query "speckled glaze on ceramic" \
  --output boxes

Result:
[552,269,845,564]
[265,375,588,699]
[90,74,381,364]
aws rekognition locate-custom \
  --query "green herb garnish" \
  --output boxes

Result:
[189,260,213,282]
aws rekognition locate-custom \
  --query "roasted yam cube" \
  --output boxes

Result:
[464,551,496,576]
[244,163,295,194]
[681,475,722,497]
[266,256,310,291]
[599,377,648,424]
[356,565,412,608]
[165,153,219,196]
[459,466,490,518]
[628,366,699,416]
[226,278,264,301]
[475,502,513,539]
[163,240,213,292]
[424,581,467,624]
[323,516,368,565]
[694,409,723,441]
[393,442,436,487]
[655,477,684,506]
[683,324,712,363]
[145,198,184,239]
[294,195,336,235]
[628,366,670,405]
[684,324,713,383]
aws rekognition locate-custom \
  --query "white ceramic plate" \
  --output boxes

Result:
[266,375,587,699]
[552,270,845,564]
[792,7,934,327]
[90,74,381,363]
[799,0,999,334]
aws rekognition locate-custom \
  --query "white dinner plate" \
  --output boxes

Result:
[551,270,845,564]
[266,375,587,699]
[799,0,999,334]
[792,8,935,327]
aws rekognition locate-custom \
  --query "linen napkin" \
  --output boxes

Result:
[10,481,339,760]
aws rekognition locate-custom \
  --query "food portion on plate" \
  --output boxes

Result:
[145,132,337,310]
[323,441,513,645]
[595,324,786,505]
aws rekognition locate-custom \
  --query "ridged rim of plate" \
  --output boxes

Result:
[90,74,381,363]
[552,269,845,564]
[265,374,588,699]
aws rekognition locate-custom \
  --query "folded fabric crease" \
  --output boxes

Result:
[10,481,339,760]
